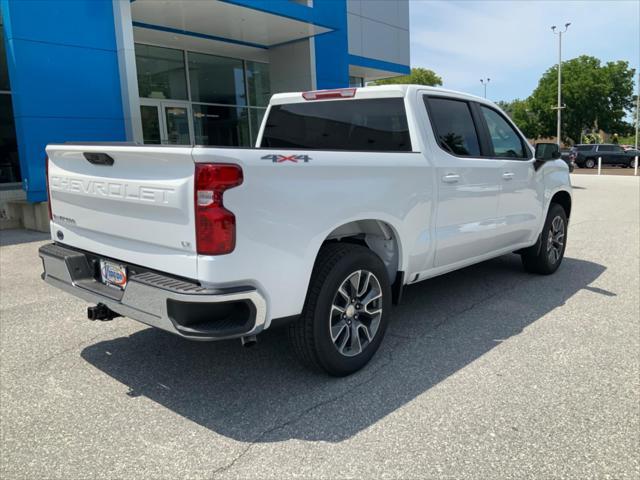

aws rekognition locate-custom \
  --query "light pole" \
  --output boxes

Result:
[480,78,490,99]
[635,72,639,175]
[551,23,570,147]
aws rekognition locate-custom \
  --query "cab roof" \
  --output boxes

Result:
[269,84,492,107]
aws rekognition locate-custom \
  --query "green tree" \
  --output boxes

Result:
[526,56,635,143]
[496,98,541,139]
[374,68,442,87]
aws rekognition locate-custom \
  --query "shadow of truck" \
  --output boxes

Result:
[81,254,606,443]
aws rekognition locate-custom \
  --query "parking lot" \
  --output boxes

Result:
[1,174,638,479]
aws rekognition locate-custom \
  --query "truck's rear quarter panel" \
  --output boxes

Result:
[192,147,433,322]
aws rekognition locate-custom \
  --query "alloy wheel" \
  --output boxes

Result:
[329,270,383,357]
[547,215,565,264]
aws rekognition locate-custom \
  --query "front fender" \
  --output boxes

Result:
[538,159,572,232]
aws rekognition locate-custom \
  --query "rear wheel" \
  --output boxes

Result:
[521,204,568,275]
[288,243,392,376]
[585,158,596,169]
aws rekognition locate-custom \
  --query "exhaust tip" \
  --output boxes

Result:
[240,335,258,348]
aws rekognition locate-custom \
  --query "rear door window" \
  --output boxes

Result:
[424,97,481,156]
[261,98,411,151]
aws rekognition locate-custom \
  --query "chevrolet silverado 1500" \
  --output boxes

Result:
[40,85,572,375]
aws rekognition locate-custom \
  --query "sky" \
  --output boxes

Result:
[409,0,640,102]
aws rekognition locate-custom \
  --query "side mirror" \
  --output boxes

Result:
[535,142,561,161]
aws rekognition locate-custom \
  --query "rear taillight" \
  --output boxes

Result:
[195,163,243,255]
[45,156,52,220]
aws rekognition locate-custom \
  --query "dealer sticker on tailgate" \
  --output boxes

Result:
[100,260,127,290]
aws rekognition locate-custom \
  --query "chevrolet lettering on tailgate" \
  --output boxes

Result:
[50,175,176,204]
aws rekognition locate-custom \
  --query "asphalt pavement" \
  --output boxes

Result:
[1,174,638,479]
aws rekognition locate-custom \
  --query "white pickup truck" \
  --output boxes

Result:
[41,85,571,376]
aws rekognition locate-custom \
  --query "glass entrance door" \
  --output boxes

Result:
[139,100,193,145]
[140,104,162,144]
[162,102,192,145]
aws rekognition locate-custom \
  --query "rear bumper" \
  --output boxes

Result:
[38,243,267,341]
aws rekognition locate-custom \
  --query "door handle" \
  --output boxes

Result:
[442,173,460,183]
[502,172,515,180]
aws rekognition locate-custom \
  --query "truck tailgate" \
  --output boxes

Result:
[46,145,198,279]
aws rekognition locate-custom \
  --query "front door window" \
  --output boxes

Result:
[479,106,527,159]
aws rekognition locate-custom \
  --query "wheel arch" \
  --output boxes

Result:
[321,219,403,280]
[313,218,405,304]
[550,190,572,219]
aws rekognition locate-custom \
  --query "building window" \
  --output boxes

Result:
[134,43,269,147]
[246,61,271,108]
[140,105,162,144]
[193,104,250,147]
[0,17,21,185]
[188,52,246,106]
[349,76,364,88]
[0,21,9,92]
[135,44,188,100]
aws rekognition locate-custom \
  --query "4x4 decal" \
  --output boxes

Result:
[261,154,311,163]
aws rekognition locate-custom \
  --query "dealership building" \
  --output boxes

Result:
[0,0,410,228]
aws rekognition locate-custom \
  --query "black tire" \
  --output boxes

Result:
[585,158,596,169]
[288,243,392,376]
[521,204,568,275]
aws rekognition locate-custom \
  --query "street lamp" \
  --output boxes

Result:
[635,72,639,175]
[480,78,490,99]
[551,22,571,147]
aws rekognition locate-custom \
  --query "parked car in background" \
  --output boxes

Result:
[570,144,638,168]
[626,149,639,168]
[560,148,575,172]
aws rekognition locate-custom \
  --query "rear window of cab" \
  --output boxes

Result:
[261,98,412,152]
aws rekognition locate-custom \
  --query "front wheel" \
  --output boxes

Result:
[521,204,568,275]
[288,243,392,376]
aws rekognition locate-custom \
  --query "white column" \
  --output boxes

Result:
[112,0,143,143]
